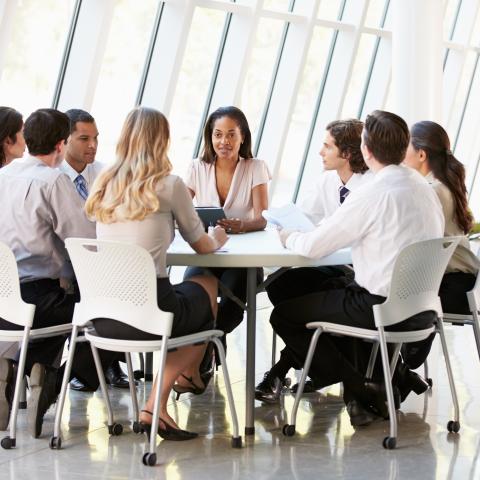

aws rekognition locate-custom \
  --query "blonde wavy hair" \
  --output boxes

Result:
[85,107,172,223]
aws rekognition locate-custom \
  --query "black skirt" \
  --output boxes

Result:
[93,277,215,341]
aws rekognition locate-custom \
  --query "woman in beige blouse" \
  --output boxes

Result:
[403,120,478,368]
[86,107,228,440]
[181,107,270,385]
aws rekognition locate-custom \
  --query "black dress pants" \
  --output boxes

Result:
[271,281,436,389]
[0,279,117,390]
[402,271,477,368]
[265,266,351,376]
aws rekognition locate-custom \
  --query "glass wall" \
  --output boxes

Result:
[1,0,480,219]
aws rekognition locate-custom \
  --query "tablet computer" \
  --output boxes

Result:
[195,207,226,231]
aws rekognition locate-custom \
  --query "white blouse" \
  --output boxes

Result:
[185,157,271,220]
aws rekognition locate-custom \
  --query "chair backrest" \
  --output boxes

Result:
[65,238,173,337]
[373,237,462,328]
[0,241,35,328]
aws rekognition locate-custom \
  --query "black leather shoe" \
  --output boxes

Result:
[395,363,430,402]
[291,378,316,394]
[105,362,130,389]
[69,377,95,392]
[399,370,429,402]
[346,400,379,427]
[255,371,283,404]
[360,381,401,418]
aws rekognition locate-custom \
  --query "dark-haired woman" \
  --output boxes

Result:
[403,120,479,369]
[178,107,270,392]
[1,107,25,167]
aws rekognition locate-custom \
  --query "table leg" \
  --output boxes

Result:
[245,267,257,435]
[145,352,153,381]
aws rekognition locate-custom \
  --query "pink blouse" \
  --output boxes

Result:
[185,157,271,220]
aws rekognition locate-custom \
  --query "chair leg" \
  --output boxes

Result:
[143,341,168,467]
[365,343,379,379]
[2,328,31,448]
[389,343,402,374]
[436,319,460,431]
[284,328,322,436]
[378,328,398,449]
[211,336,241,448]
[125,353,141,433]
[471,311,480,364]
[271,334,277,368]
[51,326,80,449]
[90,344,120,435]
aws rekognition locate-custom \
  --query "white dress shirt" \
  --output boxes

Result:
[286,165,445,297]
[0,156,96,282]
[59,160,105,192]
[299,170,374,225]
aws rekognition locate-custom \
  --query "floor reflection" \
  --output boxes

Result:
[1,322,480,479]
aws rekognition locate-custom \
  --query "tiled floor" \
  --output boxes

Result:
[0,295,479,479]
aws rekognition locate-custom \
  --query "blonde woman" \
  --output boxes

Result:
[85,107,227,440]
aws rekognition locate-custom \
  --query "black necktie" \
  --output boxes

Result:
[339,186,350,204]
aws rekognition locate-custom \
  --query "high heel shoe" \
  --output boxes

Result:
[139,410,198,441]
[173,374,208,400]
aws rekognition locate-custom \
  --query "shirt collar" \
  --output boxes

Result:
[59,160,84,182]
[335,171,368,191]
[372,163,403,181]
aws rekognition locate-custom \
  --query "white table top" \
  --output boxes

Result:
[167,229,351,268]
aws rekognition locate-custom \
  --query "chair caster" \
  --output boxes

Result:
[49,436,62,449]
[231,436,242,448]
[142,452,157,466]
[447,420,460,433]
[282,424,295,437]
[133,370,144,381]
[1,436,15,449]
[382,436,396,449]
[427,378,433,388]
[132,421,144,434]
[108,423,123,436]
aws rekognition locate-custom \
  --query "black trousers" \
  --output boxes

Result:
[402,271,477,368]
[184,266,263,334]
[0,279,117,390]
[271,280,436,389]
[265,266,352,377]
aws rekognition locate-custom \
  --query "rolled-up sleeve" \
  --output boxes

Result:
[252,159,272,188]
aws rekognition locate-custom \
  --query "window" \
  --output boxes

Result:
[90,0,158,163]
[0,0,73,115]
[167,7,226,176]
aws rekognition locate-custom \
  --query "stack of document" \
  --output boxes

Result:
[262,203,315,232]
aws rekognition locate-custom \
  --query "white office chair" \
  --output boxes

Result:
[49,238,241,467]
[0,241,72,449]
[282,237,462,449]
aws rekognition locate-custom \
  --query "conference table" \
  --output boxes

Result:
[166,228,351,436]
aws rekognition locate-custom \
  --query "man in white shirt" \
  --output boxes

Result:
[256,119,372,403]
[271,110,444,427]
[59,109,129,391]
[0,109,116,438]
